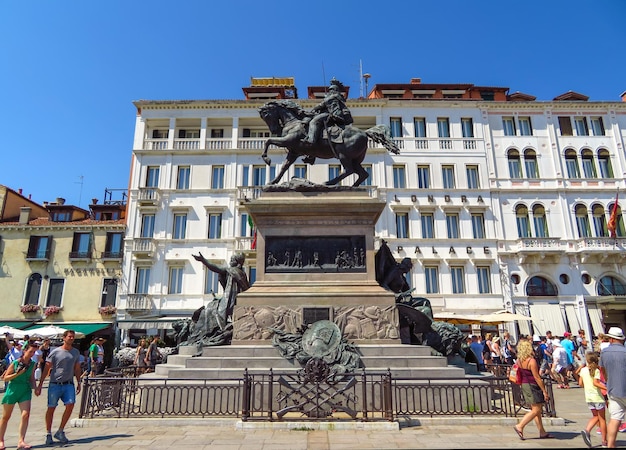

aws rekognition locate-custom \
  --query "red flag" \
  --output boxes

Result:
[251,229,257,250]
[607,191,619,238]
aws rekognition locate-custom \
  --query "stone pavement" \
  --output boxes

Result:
[0,380,622,449]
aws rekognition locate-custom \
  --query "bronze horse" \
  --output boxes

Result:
[259,100,400,187]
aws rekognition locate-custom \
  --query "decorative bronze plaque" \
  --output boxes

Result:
[265,236,366,273]
[302,307,331,326]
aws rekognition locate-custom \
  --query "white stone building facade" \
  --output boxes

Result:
[118,80,626,344]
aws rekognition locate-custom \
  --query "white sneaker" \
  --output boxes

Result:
[581,430,592,448]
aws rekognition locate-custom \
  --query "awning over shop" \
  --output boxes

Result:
[564,304,582,333]
[0,321,37,329]
[528,303,565,336]
[117,318,187,330]
[24,322,112,336]
[514,305,532,336]
[586,304,605,336]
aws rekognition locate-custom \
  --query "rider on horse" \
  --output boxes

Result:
[302,79,353,146]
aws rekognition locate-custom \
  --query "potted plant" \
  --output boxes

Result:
[99,305,117,315]
[44,305,61,316]
[20,304,40,313]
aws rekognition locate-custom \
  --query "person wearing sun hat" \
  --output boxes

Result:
[599,327,626,447]
[551,338,569,388]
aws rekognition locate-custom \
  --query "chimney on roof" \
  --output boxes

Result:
[18,188,22,195]
[19,207,31,224]
[411,78,422,84]
[56,197,65,205]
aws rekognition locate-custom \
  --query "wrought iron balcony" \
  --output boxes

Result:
[69,251,92,261]
[101,250,123,260]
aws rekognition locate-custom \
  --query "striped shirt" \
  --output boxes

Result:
[600,343,626,398]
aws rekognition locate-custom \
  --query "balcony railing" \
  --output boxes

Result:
[206,138,232,150]
[173,138,200,150]
[236,237,256,251]
[69,251,92,260]
[126,294,153,311]
[26,250,50,261]
[143,139,168,150]
[577,237,625,251]
[132,238,155,255]
[138,188,160,204]
[101,251,123,260]
[517,237,563,251]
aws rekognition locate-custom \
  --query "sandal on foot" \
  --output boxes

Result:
[514,426,524,440]
[539,433,555,439]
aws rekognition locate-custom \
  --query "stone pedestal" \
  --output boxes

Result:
[233,188,399,344]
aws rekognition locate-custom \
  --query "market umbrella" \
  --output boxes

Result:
[433,312,483,325]
[27,325,85,339]
[478,310,533,324]
[0,326,28,339]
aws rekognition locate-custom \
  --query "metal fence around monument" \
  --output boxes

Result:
[78,367,555,420]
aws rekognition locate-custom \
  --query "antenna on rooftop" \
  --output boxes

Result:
[76,175,84,207]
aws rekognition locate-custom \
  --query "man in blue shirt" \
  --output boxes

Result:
[561,331,580,379]
[600,327,626,448]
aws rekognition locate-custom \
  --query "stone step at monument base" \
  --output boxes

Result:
[155,344,468,380]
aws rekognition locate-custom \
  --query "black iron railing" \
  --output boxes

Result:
[79,367,556,420]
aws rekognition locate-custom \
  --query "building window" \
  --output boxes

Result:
[477,267,491,294]
[417,165,430,189]
[135,267,150,294]
[502,117,516,136]
[140,214,155,238]
[414,117,426,137]
[526,276,557,296]
[461,118,474,138]
[442,165,455,189]
[104,232,124,258]
[446,214,459,239]
[51,212,71,222]
[609,203,625,237]
[516,205,531,238]
[240,213,252,237]
[421,213,434,238]
[329,165,341,183]
[24,273,42,305]
[27,236,51,259]
[210,128,224,138]
[592,204,608,237]
[519,117,533,136]
[46,278,64,307]
[173,213,187,239]
[450,266,465,294]
[396,213,409,238]
[532,205,549,238]
[575,204,591,238]
[581,150,597,178]
[253,165,266,186]
[565,150,581,178]
[205,267,219,295]
[471,213,485,239]
[507,150,522,179]
[211,165,225,189]
[242,166,249,186]
[437,118,451,149]
[574,117,589,136]
[94,211,119,221]
[524,150,539,178]
[466,165,479,189]
[152,129,168,139]
[146,166,160,187]
[100,279,118,307]
[591,117,605,136]
[598,149,613,178]
[294,165,307,179]
[168,266,184,294]
[248,267,257,285]
[390,118,402,138]
[208,213,222,239]
[558,116,573,136]
[598,276,626,296]
[71,232,92,259]
[177,166,191,189]
[361,164,373,186]
[425,266,439,294]
[393,165,406,189]
[178,129,200,139]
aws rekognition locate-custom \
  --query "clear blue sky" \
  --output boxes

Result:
[2,1,625,208]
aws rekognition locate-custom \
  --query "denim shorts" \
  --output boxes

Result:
[587,401,606,411]
[47,382,76,407]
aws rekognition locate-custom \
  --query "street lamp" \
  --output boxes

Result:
[363,73,371,98]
